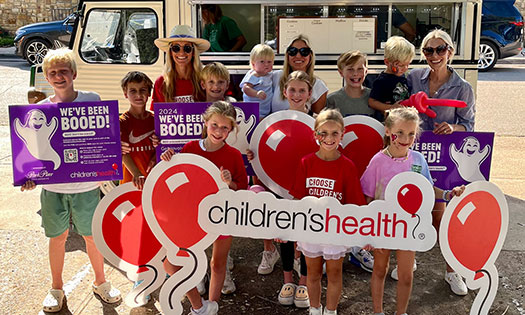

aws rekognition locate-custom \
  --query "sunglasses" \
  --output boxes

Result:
[422,44,449,57]
[287,46,312,57]
[171,44,194,54]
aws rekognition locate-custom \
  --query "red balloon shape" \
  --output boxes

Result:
[258,119,317,194]
[112,163,118,170]
[448,191,501,279]
[401,92,467,118]
[339,124,384,177]
[397,184,423,217]
[150,163,220,256]
[102,189,162,269]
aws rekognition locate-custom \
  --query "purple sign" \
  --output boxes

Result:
[413,131,494,189]
[9,101,123,186]
[155,102,259,174]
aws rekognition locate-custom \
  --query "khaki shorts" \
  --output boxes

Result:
[40,188,100,238]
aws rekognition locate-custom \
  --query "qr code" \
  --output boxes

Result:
[64,149,78,163]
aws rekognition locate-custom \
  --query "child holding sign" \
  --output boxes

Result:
[360,107,465,315]
[161,101,247,315]
[20,48,121,312]
[291,109,366,315]
[119,71,155,190]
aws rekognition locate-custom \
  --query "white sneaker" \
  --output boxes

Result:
[221,268,236,294]
[309,305,323,315]
[197,274,207,295]
[42,288,64,313]
[323,308,337,315]
[445,271,468,296]
[189,299,218,315]
[293,257,301,277]
[227,254,234,271]
[349,246,374,273]
[278,283,296,305]
[391,259,417,281]
[257,248,280,275]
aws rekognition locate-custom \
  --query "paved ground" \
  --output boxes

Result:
[0,48,524,314]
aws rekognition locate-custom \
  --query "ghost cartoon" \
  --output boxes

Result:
[450,136,490,182]
[14,109,61,170]
[226,107,256,153]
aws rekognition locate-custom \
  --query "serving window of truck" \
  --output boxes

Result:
[29,0,481,108]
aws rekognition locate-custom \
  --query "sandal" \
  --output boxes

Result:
[92,281,122,303]
[42,288,64,312]
[294,285,310,308]
[278,283,296,306]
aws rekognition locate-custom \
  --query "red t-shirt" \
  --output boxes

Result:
[181,140,248,190]
[290,153,366,206]
[151,75,195,110]
[119,111,155,183]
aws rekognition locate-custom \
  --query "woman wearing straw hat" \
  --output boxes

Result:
[151,25,210,110]
[153,25,218,315]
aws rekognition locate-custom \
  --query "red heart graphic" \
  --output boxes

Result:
[94,184,163,270]
[250,112,384,198]
[397,184,423,217]
[448,191,501,279]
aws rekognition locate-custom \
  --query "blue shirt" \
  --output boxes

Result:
[407,67,475,131]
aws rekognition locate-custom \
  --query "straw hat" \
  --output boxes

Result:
[154,25,210,53]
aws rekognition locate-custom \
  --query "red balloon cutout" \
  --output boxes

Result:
[397,184,423,217]
[447,191,501,279]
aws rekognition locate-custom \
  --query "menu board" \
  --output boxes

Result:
[278,17,376,54]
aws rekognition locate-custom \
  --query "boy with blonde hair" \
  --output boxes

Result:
[21,48,121,312]
[369,36,415,117]
[327,50,375,117]
[240,44,275,118]
[201,62,236,102]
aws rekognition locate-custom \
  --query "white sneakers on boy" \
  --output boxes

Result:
[42,288,65,313]
[257,248,280,275]
[445,271,468,295]
[309,305,323,315]
[348,246,374,273]
[189,299,218,315]
[391,259,417,280]
[221,268,236,294]
[324,308,337,315]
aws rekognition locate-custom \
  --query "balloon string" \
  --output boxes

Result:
[134,264,159,305]
[411,214,421,239]
[168,248,197,310]
[476,269,491,315]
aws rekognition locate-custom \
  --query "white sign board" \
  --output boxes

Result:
[278,17,376,54]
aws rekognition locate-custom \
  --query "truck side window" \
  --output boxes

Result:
[80,8,158,64]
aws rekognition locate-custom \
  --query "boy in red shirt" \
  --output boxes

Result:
[119,71,156,190]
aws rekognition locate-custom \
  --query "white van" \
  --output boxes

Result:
[29,0,482,109]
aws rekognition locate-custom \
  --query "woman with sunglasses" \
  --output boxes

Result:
[406,29,475,297]
[151,25,210,110]
[271,34,328,114]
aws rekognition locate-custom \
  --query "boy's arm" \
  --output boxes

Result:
[368,97,403,113]
[122,155,146,190]
[242,83,266,100]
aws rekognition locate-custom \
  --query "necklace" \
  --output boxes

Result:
[384,146,408,161]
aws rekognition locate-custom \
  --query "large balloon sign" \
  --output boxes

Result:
[439,181,508,315]
[250,111,384,198]
[92,183,166,307]
[141,154,227,314]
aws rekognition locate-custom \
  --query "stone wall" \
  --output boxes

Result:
[0,0,78,34]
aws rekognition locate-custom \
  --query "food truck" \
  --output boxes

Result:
[29,0,482,109]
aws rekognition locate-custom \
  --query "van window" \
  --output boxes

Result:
[80,8,158,64]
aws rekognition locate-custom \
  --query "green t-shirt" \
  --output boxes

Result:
[203,16,243,52]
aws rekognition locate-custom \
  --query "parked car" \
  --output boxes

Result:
[479,0,524,71]
[14,12,77,65]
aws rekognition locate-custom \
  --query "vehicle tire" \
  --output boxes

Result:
[24,38,51,65]
[478,40,499,72]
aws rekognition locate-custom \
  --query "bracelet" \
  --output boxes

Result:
[442,190,451,202]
